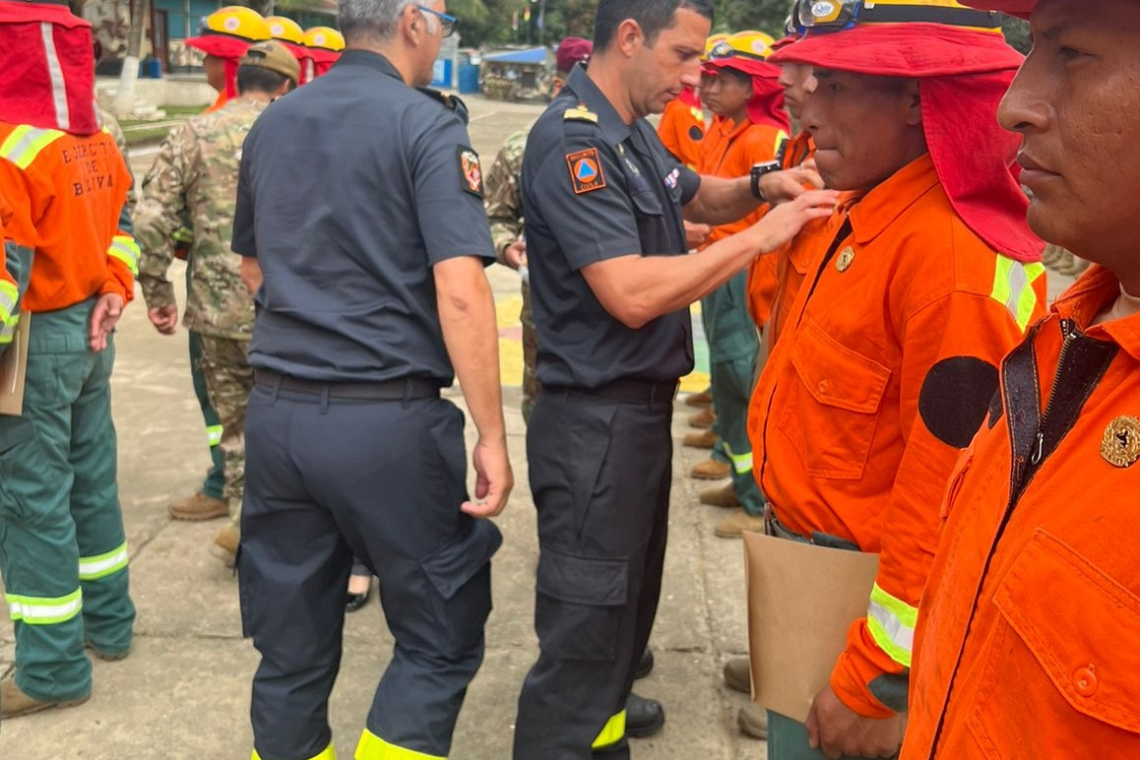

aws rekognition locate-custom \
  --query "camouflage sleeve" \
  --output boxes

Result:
[134,124,193,311]
[484,130,527,267]
[101,108,137,217]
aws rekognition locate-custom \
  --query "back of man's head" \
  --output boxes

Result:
[593,0,714,52]
[238,40,300,95]
[338,0,406,45]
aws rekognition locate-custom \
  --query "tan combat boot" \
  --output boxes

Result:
[169,491,228,521]
[0,672,89,719]
[715,509,767,539]
[699,482,740,508]
[723,657,752,693]
[212,524,240,568]
[690,458,730,480]
[688,407,716,429]
[737,702,769,740]
[683,388,713,407]
[683,429,718,449]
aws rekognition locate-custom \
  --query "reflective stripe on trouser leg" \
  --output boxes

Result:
[592,710,627,750]
[357,729,445,760]
[189,330,226,499]
[0,368,91,700]
[252,743,336,760]
[711,356,766,516]
[29,303,136,655]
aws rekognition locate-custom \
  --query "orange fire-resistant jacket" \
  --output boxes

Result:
[0,122,137,312]
[699,115,785,330]
[747,154,1047,718]
[747,129,816,338]
[903,265,1140,760]
[658,96,705,169]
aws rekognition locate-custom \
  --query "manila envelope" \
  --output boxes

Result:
[743,530,879,723]
[0,314,30,416]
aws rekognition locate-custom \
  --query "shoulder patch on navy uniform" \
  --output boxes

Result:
[566,147,606,195]
[563,104,599,124]
[458,146,484,198]
[417,87,470,124]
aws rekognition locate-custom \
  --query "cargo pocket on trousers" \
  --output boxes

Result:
[535,547,628,661]
[967,529,1140,757]
[0,419,41,522]
[421,519,503,657]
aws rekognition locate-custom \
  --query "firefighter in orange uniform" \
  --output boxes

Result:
[0,0,138,717]
[186,6,271,113]
[690,32,789,533]
[301,27,345,83]
[748,2,1049,757]
[266,16,309,82]
[656,33,720,169]
[903,0,1140,757]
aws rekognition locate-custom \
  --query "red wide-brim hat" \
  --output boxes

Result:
[769,24,1042,263]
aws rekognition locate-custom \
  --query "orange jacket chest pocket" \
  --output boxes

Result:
[964,529,1140,760]
[785,319,891,480]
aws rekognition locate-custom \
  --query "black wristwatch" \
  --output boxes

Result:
[750,160,782,201]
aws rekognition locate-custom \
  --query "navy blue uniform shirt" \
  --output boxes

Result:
[522,65,701,389]
[233,50,495,383]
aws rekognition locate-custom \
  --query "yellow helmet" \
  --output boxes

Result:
[796,0,1000,32]
[197,6,270,42]
[265,16,305,46]
[703,33,730,61]
[303,26,345,53]
[727,31,777,60]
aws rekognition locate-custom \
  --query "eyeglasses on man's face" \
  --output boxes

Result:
[416,4,458,37]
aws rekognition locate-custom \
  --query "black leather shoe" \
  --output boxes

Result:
[345,577,373,613]
[625,692,665,738]
[634,648,654,680]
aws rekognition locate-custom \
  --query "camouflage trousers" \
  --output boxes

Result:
[196,336,253,520]
[522,281,541,424]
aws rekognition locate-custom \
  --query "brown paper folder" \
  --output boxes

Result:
[0,314,30,416]
[743,530,879,723]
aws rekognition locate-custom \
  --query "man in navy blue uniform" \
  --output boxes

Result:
[513,0,837,756]
[231,0,513,757]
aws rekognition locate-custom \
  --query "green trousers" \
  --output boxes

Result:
[768,711,898,760]
[710,354,764,516]
[189,330,225,500]
[0,300,135,701]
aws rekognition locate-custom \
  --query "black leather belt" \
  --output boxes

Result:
[546,378,678,405]
[255,368,441,401]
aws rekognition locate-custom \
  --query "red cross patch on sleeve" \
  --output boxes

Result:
[566,147,606,195]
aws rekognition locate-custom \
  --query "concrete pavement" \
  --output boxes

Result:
[0,95,760,760]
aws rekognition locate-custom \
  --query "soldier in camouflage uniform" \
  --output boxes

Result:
[134,41,299,564]
[484,37,592,423]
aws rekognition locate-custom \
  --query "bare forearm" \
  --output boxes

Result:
[437,274,507,443]
[619,233,760,327]
[685,176,760,226]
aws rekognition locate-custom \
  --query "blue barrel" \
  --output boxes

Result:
[458,64,480,94]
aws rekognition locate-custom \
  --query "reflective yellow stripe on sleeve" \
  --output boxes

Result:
[206,424,224,447]
[990,255,1042,332]
[108,235,140,277]
[356,729,445,760]
[0,124,66,170]
[592,709,627,750]
[79,541,129,581]
[0,279,18,325]
[253,743,335,760]
[0,312,18,345]
[6,588,82,625]
[866,582,917,669]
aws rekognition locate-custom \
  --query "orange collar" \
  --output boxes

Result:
[1052,266,1140,361]
[842,154,941,245]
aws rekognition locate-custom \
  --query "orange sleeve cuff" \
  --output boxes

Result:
[829,618,904,719]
